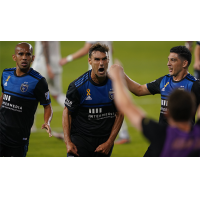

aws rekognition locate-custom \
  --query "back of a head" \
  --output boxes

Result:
[168,89,196,122]
[170,46,192,67]
[88,42,109,58]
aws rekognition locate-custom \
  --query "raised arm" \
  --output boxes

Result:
[41,104,53,137]
[59,42,92,66]
[41,41,54,79]
[109,64,146,131]
[62,107,79,156]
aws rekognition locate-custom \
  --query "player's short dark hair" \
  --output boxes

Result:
[168,89,196,122]
[89,42,109,58]
[170,46,192,67]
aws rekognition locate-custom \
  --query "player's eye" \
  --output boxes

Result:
[102,57,107,60]
[95,58,100,61]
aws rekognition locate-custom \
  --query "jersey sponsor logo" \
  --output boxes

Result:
[45,91,50,100]
[20,82,29,93]
[161,99,168,106]
[89,108,102,114]
[161,82,169,91]
[3,94,11,101]
[109,89,114,100]
[178,86,185,91]
[65,97,72,107]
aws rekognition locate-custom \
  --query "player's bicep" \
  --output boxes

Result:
[34,78,51,105]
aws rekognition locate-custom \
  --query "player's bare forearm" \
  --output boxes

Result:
[41,41,50,64]
[0,93,3,107]
[73,42,92,60]
[42,104,53,137]
[125,73,151,96]
[62,107,79,156]
[110,64,146,131]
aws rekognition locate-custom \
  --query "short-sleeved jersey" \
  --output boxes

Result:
[147,74,200,125]
[0,68,51,147]
[32,41,62,74]
[65,70,117,137]
[142,118,200,157]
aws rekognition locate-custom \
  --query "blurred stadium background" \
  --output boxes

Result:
[0,41,195,157]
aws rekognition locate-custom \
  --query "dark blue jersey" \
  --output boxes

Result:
[0,67,51,147]
[147,74,200,125]
[65,70,117,137]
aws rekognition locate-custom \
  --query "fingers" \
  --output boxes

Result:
[41,124,52,137]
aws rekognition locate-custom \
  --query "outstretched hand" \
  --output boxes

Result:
[41,123,52,137]
[59,58,68,66]
[109,64,124,80]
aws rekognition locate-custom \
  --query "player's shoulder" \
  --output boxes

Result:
[3,67,16,73]
[185,73,197,82]
[72,71,90,89]
[29,68,44,80]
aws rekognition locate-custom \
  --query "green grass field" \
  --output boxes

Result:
[0,41,195,157]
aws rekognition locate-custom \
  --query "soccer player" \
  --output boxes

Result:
[109,64,200,157]
[60,41,130,144]
[0,42,53,157]
[193,42,200,79]
[121,45,200,156]
[62,43,124,157]
[31,41,65,132]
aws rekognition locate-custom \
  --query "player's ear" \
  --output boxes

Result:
[12,54,16,61]
[31,55,35,63]
[183,60,188,68]
[88,57,92,65]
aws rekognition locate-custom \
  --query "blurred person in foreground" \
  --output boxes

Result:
[119,45,200,156]
[0,42,52,157]
[109,64,200,157]
[62,43,124,157]
[60,41,130,144]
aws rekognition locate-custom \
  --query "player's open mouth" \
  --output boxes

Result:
[98,68,105,73]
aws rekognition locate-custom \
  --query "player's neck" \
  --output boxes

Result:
[173,70,188,81]
[168,118,191,133]
[91,72,107,84]
[16,66,30,76]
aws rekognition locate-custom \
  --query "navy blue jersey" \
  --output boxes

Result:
[65,70,117,137]
[142,118,200,157]
[0,67,51,147]
[147,74,200,125]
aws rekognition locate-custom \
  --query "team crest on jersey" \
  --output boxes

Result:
[20,82,29,92]
[109,90,114,100]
